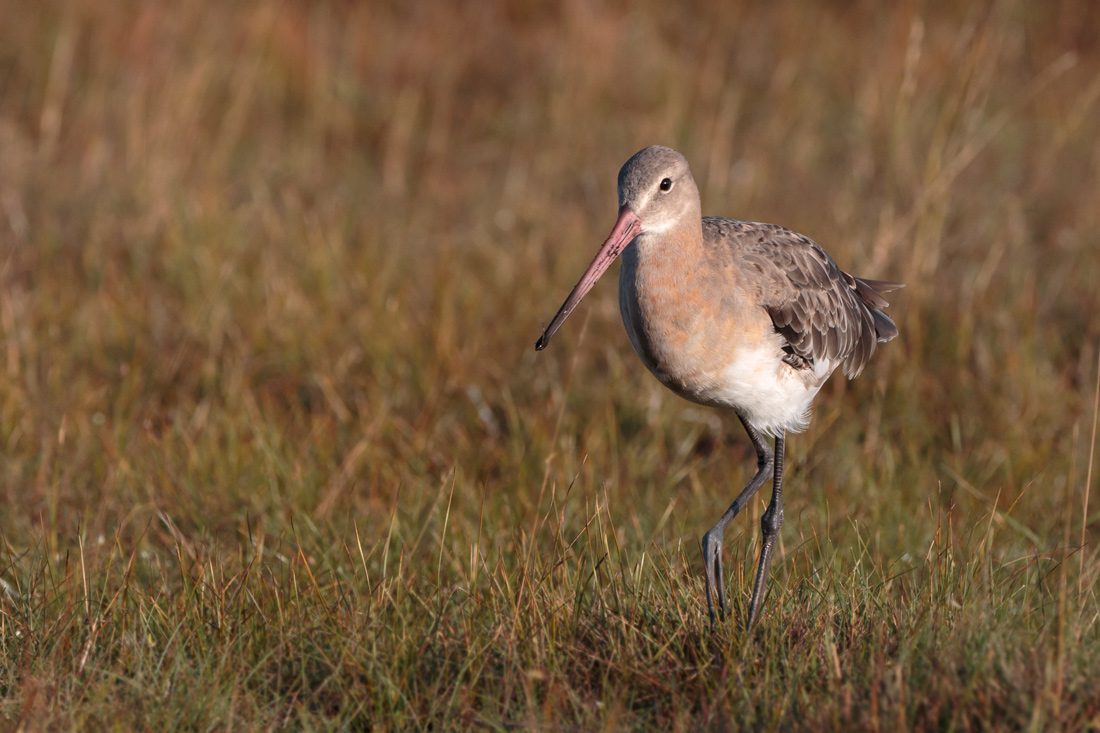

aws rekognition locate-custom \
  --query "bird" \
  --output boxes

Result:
[534,145,902,629]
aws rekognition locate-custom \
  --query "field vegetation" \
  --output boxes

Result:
[2,0,1100,728]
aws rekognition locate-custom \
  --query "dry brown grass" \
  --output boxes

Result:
[1,0,1100,728]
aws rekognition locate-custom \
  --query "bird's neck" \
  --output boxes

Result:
[619,221,710,334]
[626,220,706,279]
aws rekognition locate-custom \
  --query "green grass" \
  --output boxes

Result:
[2,0,1100,728]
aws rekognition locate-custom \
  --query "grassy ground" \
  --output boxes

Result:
[2,0,1100,729]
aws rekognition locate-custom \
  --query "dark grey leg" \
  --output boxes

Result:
[745,431,785,630]
[701,412,774,627]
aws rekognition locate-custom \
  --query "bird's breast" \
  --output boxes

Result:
[618,238,766,405]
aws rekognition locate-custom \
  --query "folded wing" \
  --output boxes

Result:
[705,218,902,379]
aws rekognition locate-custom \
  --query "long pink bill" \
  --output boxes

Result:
[535,206,642,351]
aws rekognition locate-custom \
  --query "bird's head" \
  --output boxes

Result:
[535,145,700,351]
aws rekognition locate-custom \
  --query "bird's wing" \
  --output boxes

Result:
[704,218,902,379]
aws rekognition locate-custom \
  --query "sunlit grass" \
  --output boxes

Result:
[2,0,1100,728]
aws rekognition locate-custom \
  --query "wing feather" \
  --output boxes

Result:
[703,218,902,379]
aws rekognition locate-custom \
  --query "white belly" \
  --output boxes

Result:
[706,335,830,436]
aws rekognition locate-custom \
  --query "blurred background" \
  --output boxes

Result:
[1,0,1099,724]
[3,0,1097,555]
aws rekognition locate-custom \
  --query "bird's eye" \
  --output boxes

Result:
[659,178,673,192]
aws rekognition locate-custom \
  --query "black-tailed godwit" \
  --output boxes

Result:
[536,145,902,629]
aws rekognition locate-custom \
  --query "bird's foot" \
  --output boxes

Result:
[701,528,726,627]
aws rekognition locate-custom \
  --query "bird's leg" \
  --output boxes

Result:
[745,432,786,630]
[701,412,774,627]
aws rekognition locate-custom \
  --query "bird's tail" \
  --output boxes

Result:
[854,278,904,343]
